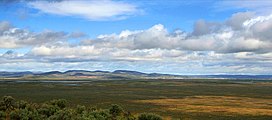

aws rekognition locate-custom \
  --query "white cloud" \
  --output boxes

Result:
[0,21,11,33]
[192,19,222,36]
[2,12,272,57]
[0,29,67,48]
[80,13,272,53]
[30,45,101,58]
[1,11,272,74]
[0,21,87,48]
[226,12,255,30]
[215,1,272,14]
[28,0,141,21]
[82,24,184,50]
[244,14,272,41]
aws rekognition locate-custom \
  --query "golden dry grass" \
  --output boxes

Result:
[133,96,272,116]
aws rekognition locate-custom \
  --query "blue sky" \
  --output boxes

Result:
[0,0,272,74]
[1,1,247,35]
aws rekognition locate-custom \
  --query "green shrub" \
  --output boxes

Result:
[0,101,5,111]
[2,96,15,111]
[48,108,74,120]
[48,99,67,109]
[38,104,60,117]
[109,104,124,117]
[0,111,5,119]
[0,96,163,120]
[16,100,28,109]
[89,109,111,120]
[10,109,41,120]
[123,111,136,120]
[76,105,86,114]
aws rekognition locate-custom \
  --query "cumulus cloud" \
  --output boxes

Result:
[28,44,189,62]
[1,50,21,58]
[0,21,86,48]
[2,12,272,58]
[192,20,222,36]
[244,14,272,41]
[30,45,101,57]
[28,0,141,21]
[81,24,185,50]
[226,12,255,30]
[79,13,272,54]
[1,11,272,74]
[69,32,86,38]
[0,21,12,33]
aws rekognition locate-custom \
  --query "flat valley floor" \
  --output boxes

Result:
[0,79,272,120]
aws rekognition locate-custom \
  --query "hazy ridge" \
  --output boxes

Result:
[0,70,272,80]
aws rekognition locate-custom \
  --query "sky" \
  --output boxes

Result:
[0,0,272,75]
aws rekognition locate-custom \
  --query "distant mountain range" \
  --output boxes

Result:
[0,70,272,80]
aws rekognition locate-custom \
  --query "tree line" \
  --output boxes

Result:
[0,96,162,120]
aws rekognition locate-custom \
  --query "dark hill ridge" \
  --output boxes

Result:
[64,70,91,73]
[35,71,63,76]
[0,70,272,80]
[113,70,147,75]
[0,71,33,77]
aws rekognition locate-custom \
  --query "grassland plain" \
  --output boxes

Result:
[0,79,272,119]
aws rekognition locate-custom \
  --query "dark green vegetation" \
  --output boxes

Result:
[0,79,272,119]
[0,96,162,120]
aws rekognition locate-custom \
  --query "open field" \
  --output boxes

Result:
[0,79,272,119]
